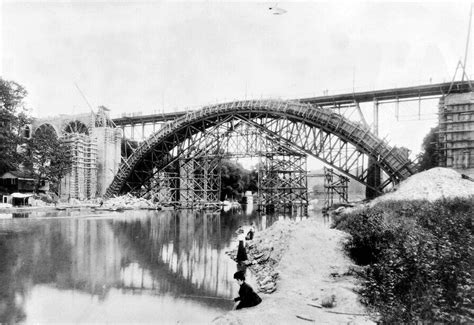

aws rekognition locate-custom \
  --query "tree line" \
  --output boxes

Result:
[0,78,72,195]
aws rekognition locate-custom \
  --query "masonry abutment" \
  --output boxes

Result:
[33,109,121,201]
[438,92,474,178]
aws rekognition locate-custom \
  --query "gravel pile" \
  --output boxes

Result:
[373,167,474,204]
[104,193,157,209]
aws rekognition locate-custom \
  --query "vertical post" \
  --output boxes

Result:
[373,99,379,136]
[418,96,421,119]
[366,99,381,199]
[395,98,399,121]
[354,101,369,128]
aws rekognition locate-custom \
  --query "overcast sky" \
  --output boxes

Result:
[1,1,472,157]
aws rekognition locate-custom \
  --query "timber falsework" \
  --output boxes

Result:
[104,100,416,199]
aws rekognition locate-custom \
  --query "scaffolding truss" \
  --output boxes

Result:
[145,117,308,211]
[106,100,416,211]
[61,133,97,200]
[152,170,179,205]
[438,94,474,173]
[323,167,349,209]
[178,155,221,208]
[258,154,308,214]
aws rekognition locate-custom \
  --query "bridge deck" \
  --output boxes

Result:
[111,81,472,126]
[299,80,472,107]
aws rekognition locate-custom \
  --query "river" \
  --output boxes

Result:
[0,205,319,324]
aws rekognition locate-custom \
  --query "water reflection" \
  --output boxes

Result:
[0,208,317,323]
[11,212,29,218]
[112,210,235,301]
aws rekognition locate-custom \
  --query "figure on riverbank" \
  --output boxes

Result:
[246,223,255,240]
[233,271,262,310]
[236,228,248,262]
[236,261,247,273]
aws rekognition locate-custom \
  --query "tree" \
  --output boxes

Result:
[247,169,258,192]
[27,126,73,194]
[219,159,256,200]
[417,126,439,171]
[0,78,30,174]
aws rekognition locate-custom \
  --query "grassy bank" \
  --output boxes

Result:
[333,198,473,323]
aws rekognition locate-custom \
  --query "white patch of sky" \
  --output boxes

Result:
[1,0,472,164]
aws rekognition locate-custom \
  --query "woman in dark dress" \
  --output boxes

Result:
[233,271,262,310]
[236,228,248,262]
[245,223,255,240]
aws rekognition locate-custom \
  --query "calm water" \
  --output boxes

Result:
[0,206,319,324]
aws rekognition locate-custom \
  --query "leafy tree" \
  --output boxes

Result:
[0,78,30,174]
[27,126,73,194]
[417,126,439,171]
[247,169,258,192]
[219,159,256,200]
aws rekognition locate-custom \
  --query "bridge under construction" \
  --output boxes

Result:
[31,81,474,212]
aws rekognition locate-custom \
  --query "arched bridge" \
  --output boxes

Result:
[105,100,416,199]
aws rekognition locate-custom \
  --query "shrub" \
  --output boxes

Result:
[334,198,473,323]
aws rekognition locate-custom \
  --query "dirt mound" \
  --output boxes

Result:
[251,219,295,265]
[226,219,295,294]
[373,167,474,204]
[216,218,374,324]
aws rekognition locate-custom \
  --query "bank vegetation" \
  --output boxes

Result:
[333,198,473,323]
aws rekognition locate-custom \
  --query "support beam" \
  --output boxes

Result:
[373,99,379,136]
[354,101,369,128]
[366,99,381,199]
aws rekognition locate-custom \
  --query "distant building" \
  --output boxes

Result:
[0,170,36,193]
[0,170,36,205]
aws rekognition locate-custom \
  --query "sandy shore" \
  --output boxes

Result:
[0,205,98,214]
[214,217,375,324]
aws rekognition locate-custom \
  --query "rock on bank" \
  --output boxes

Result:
[213,218,375,324]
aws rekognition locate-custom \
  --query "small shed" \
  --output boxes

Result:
[11,192,33,206]
[0,171,36,193]
[0,171,36,205]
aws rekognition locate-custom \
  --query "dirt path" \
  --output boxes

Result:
[213,217,375,324]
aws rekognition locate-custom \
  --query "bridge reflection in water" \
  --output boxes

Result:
[0,209,285,323]
[112,210,234,299]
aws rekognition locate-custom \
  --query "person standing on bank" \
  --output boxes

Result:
[246,223,255,240]
[236,228,248,263]
[233,271,262,310]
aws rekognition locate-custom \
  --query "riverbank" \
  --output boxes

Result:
[0,204,103,214]
[214,217,375,324]
[214,167,474,324]
[0,193,158,214]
